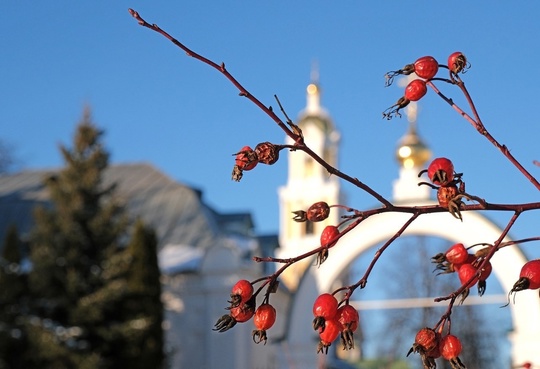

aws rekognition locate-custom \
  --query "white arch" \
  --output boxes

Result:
[288,206,540,366]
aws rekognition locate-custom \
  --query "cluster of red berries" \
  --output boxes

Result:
[232,142,280,181]
[312,293,360,354]
[419,157,468,220]
[383,52,469,119]
[408,327,465,369]
[432,242,493,300]
[213,279,277,345]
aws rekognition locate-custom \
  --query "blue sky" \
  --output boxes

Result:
[2,1,540,251]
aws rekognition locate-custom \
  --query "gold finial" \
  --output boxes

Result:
[396,121,431,169]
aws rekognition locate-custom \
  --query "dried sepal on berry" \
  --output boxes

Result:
[214,296,255,332]
[384,63,416,86]
[292,210,307,222]
[231,165,244,182]
[382,96,410,120]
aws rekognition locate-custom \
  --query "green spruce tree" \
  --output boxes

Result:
[27,108,164,369]
[0,225,30,369]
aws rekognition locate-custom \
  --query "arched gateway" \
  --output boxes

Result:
[278,81,540,368]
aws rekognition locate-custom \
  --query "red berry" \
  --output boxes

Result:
[230,303,255,323]
[313,293,338,319]
[439,334,462,360]
[317,318,341,354]
[457,263,479,288]
[306,201,331,222]
[312,293,339,332]
[320,225,340,248]
[234,146,258,171]
[337,304,359,350]
[427,157,455,186]
[229,279,253,307]
[414,56,439,80]
[254,141,279,165]
[404,79,427,102]
[337,304,359,333]
[445,243,469,265]
[252,303,277,344]
[414,327,439,353]
[456,257,492,292]
[511,259,540,292]
[253,303,277,331]
[448,51,468,74]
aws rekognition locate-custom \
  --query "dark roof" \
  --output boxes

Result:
[0,163,220,250]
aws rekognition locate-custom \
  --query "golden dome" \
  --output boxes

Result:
[396,123,431,169]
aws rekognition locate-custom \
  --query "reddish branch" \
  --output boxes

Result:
[127,8,391,207]
[426,80,540,191]
[129,9,540,354]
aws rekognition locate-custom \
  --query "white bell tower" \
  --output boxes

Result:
[277,72,343,289]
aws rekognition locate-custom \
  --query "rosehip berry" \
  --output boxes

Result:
[456,257,492,297]
[312,293,339,332]
[457,263,479,288]
[432,243,469,266]
[439,334,465,368]
[410,327,439,354]
[213,298,255,332]
[510,259,540,293]
[337,304,359,350]
[404,79,427,102]
[427,157,455,186]
[407,327,441,369]
[448,51,468,74]
[317,318,341,354]
[383,55,438,86]
[252,303,277,345]
[254,141,279,165]
[229,279,253,307]
[445,243,469,265]
[414,56,439,80]
[230,302,255,323]
[320,225,340,248]
[234,146,258,171]
[306,201,331,222]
